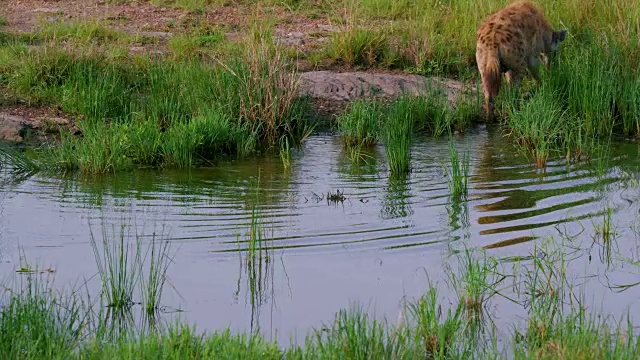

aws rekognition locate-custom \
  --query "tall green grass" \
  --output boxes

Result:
[448,248,502,317]
[445,138,470,201]
[336,99,382,148]
[0,273,84,359]
[1,32,309,173]
[503,85,566,168]
[384,98,414,174]
[337,91,477,151]
[501,34,638,167]
[89,220,174,316]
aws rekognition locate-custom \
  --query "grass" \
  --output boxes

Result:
[0,146,41,180]
[498,34,638,167]
[448,248,502,317]
[35,20,125,46]
[0,29,310,174]
[384,99,413,174]
[336,90,477,150]
[503,84,567,168]
[4,229,640,359]
[336,98,382,148]
[140,231,174,316]
[328,27,400,69]
[89,219,174,316]
[3,0,636,174]
[279,136,292,170]
[445,138,470,202]
[0,272,85,360]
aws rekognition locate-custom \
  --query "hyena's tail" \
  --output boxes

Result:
[477,46,501,120]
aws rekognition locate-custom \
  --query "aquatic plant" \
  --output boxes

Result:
[448,248,502,317]
[384,100,413,175]
[336,98,382,148]
[503,84,565,168]
[279,136,292,170]
[445,138,470,201]
[89,220,174,315]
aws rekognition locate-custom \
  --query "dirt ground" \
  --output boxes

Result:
[3,0,336,54]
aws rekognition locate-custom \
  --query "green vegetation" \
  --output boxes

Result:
[384,98,414,175]
[0,27,310,174]
[498,35,639,166]
[89,220,174,316]
[336,92,479,172]
[445,138,470,201]
[2,0,637,172]
[4,230,640,359]
[336,98,383,148]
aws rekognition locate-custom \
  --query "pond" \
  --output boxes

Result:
[2,125,640,346]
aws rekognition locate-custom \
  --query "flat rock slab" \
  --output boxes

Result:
[298,71,475,104]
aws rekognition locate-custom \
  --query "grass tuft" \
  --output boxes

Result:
[445,138,470,202]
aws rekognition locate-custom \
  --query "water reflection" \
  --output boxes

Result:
[3,129,640,345]
[381,173,413,220]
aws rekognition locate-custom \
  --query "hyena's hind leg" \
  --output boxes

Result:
[480,71,501,120]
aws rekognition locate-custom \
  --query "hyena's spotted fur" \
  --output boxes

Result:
[475,1,567,120]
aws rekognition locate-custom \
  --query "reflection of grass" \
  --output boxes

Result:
[235,199,275,333]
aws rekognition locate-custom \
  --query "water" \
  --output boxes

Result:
[2,126,640,345]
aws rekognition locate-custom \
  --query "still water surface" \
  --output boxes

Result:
[2,126,640,344]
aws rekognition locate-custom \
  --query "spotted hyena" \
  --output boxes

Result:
[475,1,567,120]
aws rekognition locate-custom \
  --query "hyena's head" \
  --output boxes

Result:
[547,29,568,54]
[542,29,568,68]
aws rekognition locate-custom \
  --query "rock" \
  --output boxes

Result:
[0,111,75,144]
[48,117,69,126]
[137,31,172,39]
[32,8,62,14]
[298,71,473,104]
[129,46,146,53]
[316,24,338,32]
[275,30,305,47]
[0,114,27,143]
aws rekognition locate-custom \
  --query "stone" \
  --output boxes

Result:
[0,113,27,143]
[137,31,172,39]
[298,71,473,104]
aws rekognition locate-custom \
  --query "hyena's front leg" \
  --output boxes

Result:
[527,55,542,83]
